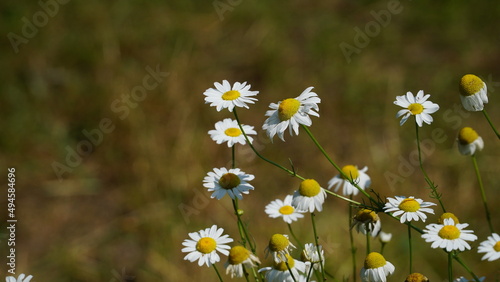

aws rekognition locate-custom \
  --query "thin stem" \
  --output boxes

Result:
[231,145,236,168]
[365,224,371,255]
[448,252,453,282]
[471,155,494,233]
[453,254,481,282]
[408,224,412,274]
[232,198,256,252]
[349,199,357,282]
[482,109,500,139]
[285,261,297,282]
[415,122,446,212]
[324,189,362,206]
[241,264,250,282]
[213,264,224,282]
[310,213,326,281]
[288,223,303,247]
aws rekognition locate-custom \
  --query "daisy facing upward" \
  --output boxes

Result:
[394,90,439,127]
[204,80,259,112]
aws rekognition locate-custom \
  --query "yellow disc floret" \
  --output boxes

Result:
[196,237,217,254]
[398,198,421,212]
[341,165,359,181]
[222,90,241,101]
[408,103,424,115]
[278,98,300,121]
[458,127,479,145]
[405,273,429,282]
[219,173,241,190]
[438,225,461,240]
[279,205,295,215]
[299,179,321,197]
[228,246,250,265]
[438,213,459,224]
[224,127,242,137]
[493,241,500,252]
[269,234,290,252]
[274,254,295,271]
[354,209,379,223]
[459,74,484,97]
[364,252,387,269]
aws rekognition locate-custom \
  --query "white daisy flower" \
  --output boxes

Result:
[351,209,381,237]
[394,90,439,127]
[360,252,395,282]
[265,195,306,224]
[421,218,478,252]
[477,233,500,261]
[379,231,392,243]
[457,127,484,156]
[262,87,320,141]
[383,196,436,223]
[182,225,233,267]
[265,234,296,263]
[225,245,261,278]
[292,179,327,213]
[208,118,257,147]
[327,165,371,196]
[459,74,488,111]
[301,243,325,270]
[203,167,255,200]
[258,254,308,282]
[5,274,33,282]
[203,80,259,112]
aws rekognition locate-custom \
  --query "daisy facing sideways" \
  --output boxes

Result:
[203,80,259,112]
[265,195,305,224]
[327,165,371,196]
[258,254,308,282]
[457,126,484,156]
[459,74,488,111]
[182,225,233,267]
[225,245,261,278]
[208,118,257,147]
[360,252,395,282]
[262,86,320,141]
[477,233,500,261]
[383,196,436,223]
[421,218,477,252]
[292,179,327,213]
[203,167,255,200]
[394,90,439,127]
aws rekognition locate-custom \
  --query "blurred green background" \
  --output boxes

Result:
[1,0,499,281]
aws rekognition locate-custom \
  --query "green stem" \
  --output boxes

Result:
[285,260,297,282]
[482,109,500,139]
[288,223,303,248]
[408,224,412,274]
[471,155,494,233]
[453,254,481,282]
[310,213,326,281]
[349,199,357,282]
[232,198,256,252]
[365,224,371,255]
[213,264,224,282]
[231,145,236,168]
[448,252,453,282]
[415,122,446,212]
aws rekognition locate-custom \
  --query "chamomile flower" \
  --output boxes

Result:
[477,233,500,261]
[262,87,320,141]
[379,231,392,244]
[292,179,327,213]
[265,195,305,224]
[258,254,308,282]
[421,218,478,252]
[405,273,429,282]
[394,90,439,127]
[5,274,33,282]
[457,127,484,156]
[384,196,436,223]
[301,243,325,270]
[459,74,488,111]
[327,165,371,196]
[204,80,259,112]
[182,225,233,267]
[351,209,381,237]
[360,252,395,282]
[438,212,460,224]
[203,167,255,200]
[225,246,261,278]
[265,234,296,263]
[209,118,256,147]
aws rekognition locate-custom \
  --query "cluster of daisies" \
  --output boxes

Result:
[181,76,499,281]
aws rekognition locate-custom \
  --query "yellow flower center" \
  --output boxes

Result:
[298,179,321,197]
[278,98,300,121]
[438,213,459,224]
[279,205,295,215]
[228,246,250,265]
[398,198,421,212]
[408,103,424,115]
[364,252,387,269]
[222,90,241,101]
[493,241,500,252]
[405,273,429,282]
[341,165,359,181]
[458,127,479,145]
[438,225,461,240]
[459,74,484,97]
[196,237,217,254]
[219,173,241,190]
[269,234,290,252]
[354,209,379,223]
[224,127,242,137]
[274,254,294,271]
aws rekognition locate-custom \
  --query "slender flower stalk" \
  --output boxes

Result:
[287,223,303,247]
[481,109,500,139]
[471,155,494,233]
[232,198,255,252]
[213,264,224,282]
[349,196,357,282]
[408,225,413,274]
[366,226,371,255]
[310,213,326,281]
[448,252,453,282]
[453,254,482,282]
